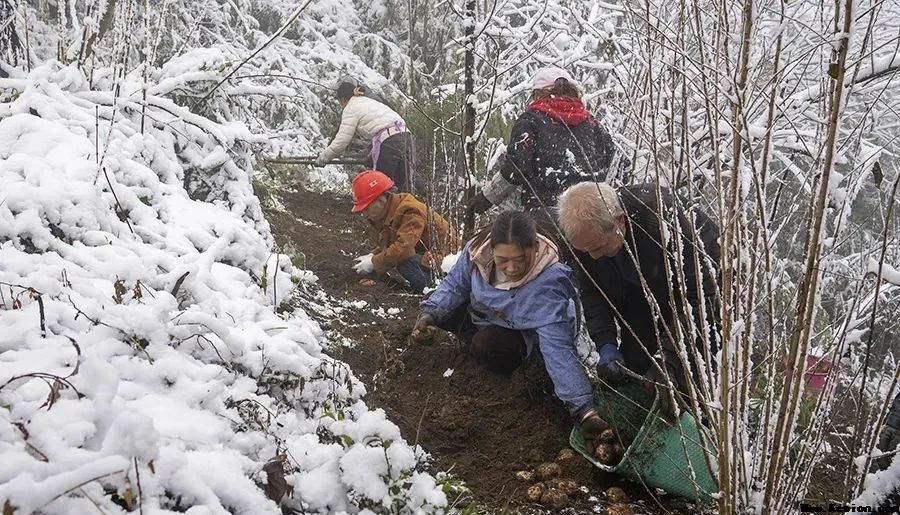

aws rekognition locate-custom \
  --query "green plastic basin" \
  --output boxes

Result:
[570,382,718,501]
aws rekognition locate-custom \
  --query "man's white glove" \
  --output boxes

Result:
[353,253,375,275]
[315,152,329,166]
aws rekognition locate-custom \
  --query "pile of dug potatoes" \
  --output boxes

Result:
[517,428,632,514]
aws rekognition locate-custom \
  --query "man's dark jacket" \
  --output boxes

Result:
[574,184,721,376]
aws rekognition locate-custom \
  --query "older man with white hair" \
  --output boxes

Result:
[557,182,721,417]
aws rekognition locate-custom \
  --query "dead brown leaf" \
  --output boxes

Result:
[113,279,127,304]
[44,379,62,410]
[263,455,292,503]
[122,486,134,510]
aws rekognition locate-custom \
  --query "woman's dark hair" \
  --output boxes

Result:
[336,80,396,109]
[489,211,537,248]
[470,211,560,250]
[336,81,361,101]
[533,78,581,100]
[550,78,580,98]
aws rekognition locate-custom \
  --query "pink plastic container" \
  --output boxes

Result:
[780,355,833,396]
[803,355,832,393]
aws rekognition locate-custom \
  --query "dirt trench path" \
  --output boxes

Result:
[266,186,693,514]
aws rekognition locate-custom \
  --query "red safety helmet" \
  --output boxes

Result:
[351,170,394,213]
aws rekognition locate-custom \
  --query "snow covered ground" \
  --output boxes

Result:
[0,63,454,514]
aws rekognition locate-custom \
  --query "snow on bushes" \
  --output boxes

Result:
[0,63,451,514]
[854,451,900,508]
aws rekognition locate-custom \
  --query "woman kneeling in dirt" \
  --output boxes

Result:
[410,211,609,441]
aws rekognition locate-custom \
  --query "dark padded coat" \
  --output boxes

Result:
[500,97,616,211]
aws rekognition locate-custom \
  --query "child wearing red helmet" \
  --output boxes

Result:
[350,170,458,292]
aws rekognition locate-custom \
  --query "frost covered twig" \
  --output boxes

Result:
[192,0,315,108]
[101,167,134,234]
[0,281,45,336]
[849,163,900,494]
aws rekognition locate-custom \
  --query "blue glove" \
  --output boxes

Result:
[597,343,625,384]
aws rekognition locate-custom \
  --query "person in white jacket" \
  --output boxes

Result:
[316,82,414,191]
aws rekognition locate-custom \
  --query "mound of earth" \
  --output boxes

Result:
[267,185,695,514]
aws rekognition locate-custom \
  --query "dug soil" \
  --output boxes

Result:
[267,186,699,514]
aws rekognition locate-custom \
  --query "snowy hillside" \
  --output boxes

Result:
[0,63,452,514]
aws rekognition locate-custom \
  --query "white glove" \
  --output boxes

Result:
[315,152,329,166]
[353,253,375,275]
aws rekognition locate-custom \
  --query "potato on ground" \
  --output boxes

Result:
[605,486,628,503]
[605,503,634,515]
[556,448,577,462]
[549,479,581,497]
[540,488,570,510]
[536,461,562,480]
[525,483,545,503]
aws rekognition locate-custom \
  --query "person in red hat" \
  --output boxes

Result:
[350,170,458,292]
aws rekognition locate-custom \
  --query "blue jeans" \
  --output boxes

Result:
[396,255,430,292]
